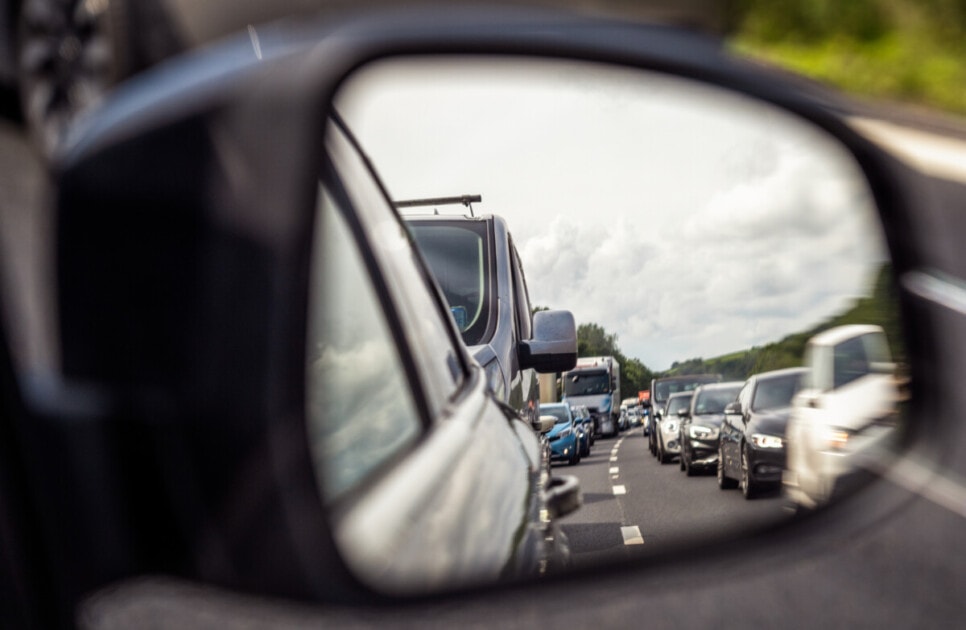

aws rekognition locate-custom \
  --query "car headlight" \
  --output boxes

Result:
[559,428,572,439]
[689,425,718,440]
[751,433,783,449]
[823,428,853,452]
[664,421,679,434]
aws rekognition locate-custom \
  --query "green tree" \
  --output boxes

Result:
[576,322,655,401]
[577,322,619,357]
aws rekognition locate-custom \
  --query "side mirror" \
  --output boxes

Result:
[538,415,557,434]
[545,474,581,520]
[677,409,690,419]
[724,401,742,415]
[519,310,577,373]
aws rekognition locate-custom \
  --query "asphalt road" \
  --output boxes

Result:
[558,428,788,568]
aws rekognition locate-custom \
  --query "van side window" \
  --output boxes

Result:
[305,187,422,503]
[833,336,871,389]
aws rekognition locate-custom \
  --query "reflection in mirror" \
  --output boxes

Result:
[329,57,906,581]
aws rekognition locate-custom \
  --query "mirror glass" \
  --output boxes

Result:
[330,56,906,583]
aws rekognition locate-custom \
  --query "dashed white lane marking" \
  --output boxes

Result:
[610,437,642,543]
[621,526,644,545]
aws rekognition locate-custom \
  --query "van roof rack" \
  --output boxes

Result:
[395,194,482,217]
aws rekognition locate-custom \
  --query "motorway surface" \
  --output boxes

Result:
[558,428,787,568]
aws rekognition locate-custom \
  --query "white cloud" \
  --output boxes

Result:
[338,57,887,370]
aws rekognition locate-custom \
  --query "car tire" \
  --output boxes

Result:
[679,449,686,471]
[17,0,124,159]
[684,450,697,476]
[717,444,737,489]
[740,446,757,499]
[658,437,669,464]
[569,442,580,466]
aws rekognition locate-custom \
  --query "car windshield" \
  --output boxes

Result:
[654,376,719,406]
[693,387,741,414]
[541,407,571,424]
[408,221,491,346]
[752,374,804,411]
[564,371,609,396]
[666,395,692,415]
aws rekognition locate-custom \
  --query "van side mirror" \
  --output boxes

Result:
[724,401,742,415]
[519,310,577,373]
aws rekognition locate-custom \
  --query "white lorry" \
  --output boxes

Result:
[562,356,621,437]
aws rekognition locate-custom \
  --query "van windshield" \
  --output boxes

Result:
[408,220,492,346]
[564,371,609,396]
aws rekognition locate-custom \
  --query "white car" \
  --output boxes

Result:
[784,325,902,509]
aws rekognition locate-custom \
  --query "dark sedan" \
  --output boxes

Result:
[718,368,808,499]
[678,381,743,476]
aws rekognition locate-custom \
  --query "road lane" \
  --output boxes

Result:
[559,428,789,567]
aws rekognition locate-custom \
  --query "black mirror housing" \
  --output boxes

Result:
[519,309,577,373]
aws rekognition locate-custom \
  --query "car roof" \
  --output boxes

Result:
[695,381,743,392]
[667,391,693,399]
[807,324,885,347]
[653,373,720,384]
[754,366,809,382]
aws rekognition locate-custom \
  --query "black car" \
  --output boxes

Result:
[678,381,743,476]
[406,213,576,426]
[718,368,809,498]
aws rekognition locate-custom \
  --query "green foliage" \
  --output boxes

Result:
[577,322,619,357]
[575,323,655,400]
[728,0,966,116]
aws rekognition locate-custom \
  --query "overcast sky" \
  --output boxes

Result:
[337,58,887,371]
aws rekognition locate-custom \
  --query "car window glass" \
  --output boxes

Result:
[833,336,871,389]
[540,405,571,423]
[509,240,532,340]
[408,221,492,346]
[695,387,739,414]
[667,395,691,415]
[751,374,803,411]
[306,186,422,503]
[862,331,892,365]
[327,121,463,411]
